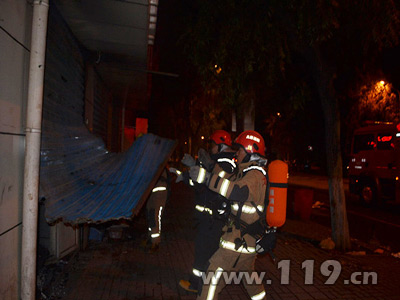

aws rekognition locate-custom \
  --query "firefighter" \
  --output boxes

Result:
[189,130,269,300]
[179,130,237,293]
[145,167,170,252]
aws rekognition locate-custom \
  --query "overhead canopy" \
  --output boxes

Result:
[53,0,160,111]
[40,132,176,224]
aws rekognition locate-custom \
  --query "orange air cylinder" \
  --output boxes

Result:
[266,160,289,227]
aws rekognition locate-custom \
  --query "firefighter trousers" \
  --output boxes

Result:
[197,247,266,300]
[189,214,224,289]
[146,190,167,246]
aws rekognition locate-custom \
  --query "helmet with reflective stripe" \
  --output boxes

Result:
[210,130,232,147]
[234,130,265,157]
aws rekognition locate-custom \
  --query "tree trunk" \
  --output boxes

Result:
[312,49,351,251]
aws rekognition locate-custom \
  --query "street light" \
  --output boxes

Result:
[214,64,222,74]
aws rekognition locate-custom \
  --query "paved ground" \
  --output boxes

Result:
[47,181,400,300]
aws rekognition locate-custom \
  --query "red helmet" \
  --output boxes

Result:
[209,130,232,146]
[234,130,265,156]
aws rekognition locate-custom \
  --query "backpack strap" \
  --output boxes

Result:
[269,182,288,188]
[235,202,244,230]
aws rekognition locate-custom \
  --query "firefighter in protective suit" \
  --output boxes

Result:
[189,130,268,300]
[145,168,170,252]
[179,130,237,293]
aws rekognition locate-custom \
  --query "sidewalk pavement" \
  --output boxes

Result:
[48,181,400,300]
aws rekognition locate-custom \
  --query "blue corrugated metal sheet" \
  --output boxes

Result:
[40,132,176,224]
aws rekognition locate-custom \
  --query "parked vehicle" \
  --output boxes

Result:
[349,122,400,205]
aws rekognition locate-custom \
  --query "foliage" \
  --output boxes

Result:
[181,0,400,139]
[180,0,280,108]
[188,89,230,154]
[179,0,400,151]
[352,81,399,123]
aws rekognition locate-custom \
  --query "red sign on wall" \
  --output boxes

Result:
[135,118,148,138]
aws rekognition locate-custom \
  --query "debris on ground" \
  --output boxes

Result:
[37,259,70,300]
[374,248,385,254]
[350,237,393,255]
[320,237,335,250]
[312,201,324,209]
[392,252,400,259]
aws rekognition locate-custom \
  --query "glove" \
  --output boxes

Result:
[255,230,277,254]
[198,148,215,171]
[189,165,211,184]
[181,153,196,167]
[169,167,183,183]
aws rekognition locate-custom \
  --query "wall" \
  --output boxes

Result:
[84,64,114,150]
[0,1,123,297]
[0,1,32,298]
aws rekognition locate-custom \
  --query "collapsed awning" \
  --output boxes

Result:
[40,132,176,224]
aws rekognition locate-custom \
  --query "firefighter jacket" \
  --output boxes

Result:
[183,152,236,218]
[206,161,267,253]
[196,152,236,218]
